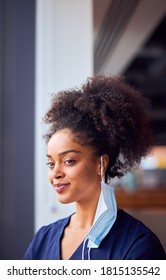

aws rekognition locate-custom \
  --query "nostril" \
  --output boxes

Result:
[56,174,63,179]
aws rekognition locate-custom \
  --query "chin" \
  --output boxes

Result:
[57,196,75,204]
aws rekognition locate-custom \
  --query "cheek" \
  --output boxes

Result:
[75,165,99,183]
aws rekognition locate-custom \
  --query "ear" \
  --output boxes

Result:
[97,154,109,176]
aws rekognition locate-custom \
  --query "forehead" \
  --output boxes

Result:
[47,128,95,155]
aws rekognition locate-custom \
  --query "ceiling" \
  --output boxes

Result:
[94,0,166,146]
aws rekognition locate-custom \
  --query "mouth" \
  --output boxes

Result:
[53,183,70,193]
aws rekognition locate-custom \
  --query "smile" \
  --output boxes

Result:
[53,183,70,193]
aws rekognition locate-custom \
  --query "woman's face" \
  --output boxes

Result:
[47,128,102,204]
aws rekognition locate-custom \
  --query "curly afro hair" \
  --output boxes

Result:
[43,75,152,180]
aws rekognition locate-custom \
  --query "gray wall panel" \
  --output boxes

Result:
[0,0,35,259]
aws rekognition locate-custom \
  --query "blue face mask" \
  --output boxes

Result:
[82,157,117,259]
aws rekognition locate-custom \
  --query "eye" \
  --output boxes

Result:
[64,159,75,165]
[46,161,55,168]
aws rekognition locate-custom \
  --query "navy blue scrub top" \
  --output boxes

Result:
[23,209,166,260]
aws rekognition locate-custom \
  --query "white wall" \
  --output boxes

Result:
[35,0,93,232]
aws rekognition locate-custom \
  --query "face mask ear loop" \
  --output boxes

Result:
[101,156,105,183]
[88,247,91,260]
[82,237,88,260]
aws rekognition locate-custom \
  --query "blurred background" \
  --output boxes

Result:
[0,0,166,259]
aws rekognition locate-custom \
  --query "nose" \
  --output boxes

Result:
[51,163,65,179]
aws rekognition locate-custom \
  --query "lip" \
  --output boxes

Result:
[53,183,70,193]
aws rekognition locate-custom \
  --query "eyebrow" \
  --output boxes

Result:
[46,149,81,158]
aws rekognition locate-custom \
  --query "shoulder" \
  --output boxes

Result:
[115,210,166,259]
[23,215,70,260]
[35,216,69,237]
[113,209,155,243]
[116,209,155,234]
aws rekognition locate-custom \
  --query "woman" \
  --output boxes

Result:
[24,75,166,260]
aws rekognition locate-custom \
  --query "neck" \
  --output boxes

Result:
[73,186,101,229]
